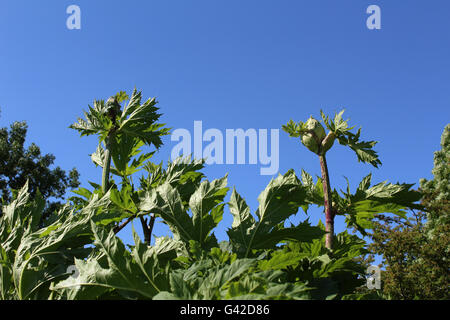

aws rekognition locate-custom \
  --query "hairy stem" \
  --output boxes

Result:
[113,215,134,234]
[319,154,334,249]
[148,213,156,237]
[101,136,112,194]
[140,216,151,245]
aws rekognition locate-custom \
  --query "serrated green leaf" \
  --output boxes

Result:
[53,222,170,299]
[227,171,324,258]
[258,251,302,271]
[139,175,228,250]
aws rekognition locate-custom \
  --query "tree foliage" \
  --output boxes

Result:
[367,124,450,299]
[0,112,80,222]
[420,124,450,234]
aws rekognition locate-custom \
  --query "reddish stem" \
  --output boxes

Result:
[113,215,134,234]
[319,154,334,249]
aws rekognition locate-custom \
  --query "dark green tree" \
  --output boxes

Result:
[0,112,80,222]
[420,124,450,234]
[367,124,449,299]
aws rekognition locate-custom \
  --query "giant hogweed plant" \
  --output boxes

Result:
[0,91,423,299]
[69,89,171,243]
[283,111,423,249]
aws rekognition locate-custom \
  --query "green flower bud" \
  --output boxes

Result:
[301,116,326,155]
[321,131,336,154]
[105,97,121,122]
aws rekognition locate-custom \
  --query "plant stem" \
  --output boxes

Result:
[148,213,156,237]
[102,136,112,194]
[319,154,334,249]
[140,216,151,245]
[113,215,134,234]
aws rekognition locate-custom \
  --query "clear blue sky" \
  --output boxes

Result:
[1,0,449,246]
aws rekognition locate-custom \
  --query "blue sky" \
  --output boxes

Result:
[0,0,449,246]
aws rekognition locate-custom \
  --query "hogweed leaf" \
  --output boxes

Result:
[227,171,325,258]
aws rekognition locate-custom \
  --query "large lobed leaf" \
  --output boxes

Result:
[337,173,423,233]
[320,110,381,168]
[139,175,228,251]
[140,156,205,200]
[8,191,98,299]
[0,182,132,300]
[91,136,155,179]
[227,170,326,258]
[117,89,170,149]
[297,170,423,235]
[69,100,113,140]
[258,229,368,299]
[153,254,312,300]
[52,223,174,299]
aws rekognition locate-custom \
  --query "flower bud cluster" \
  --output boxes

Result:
[301,117,335,155]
